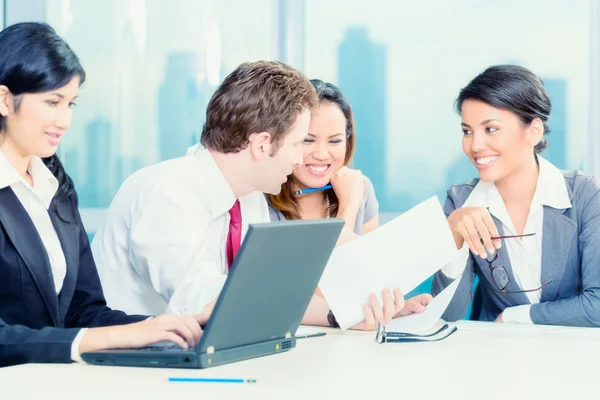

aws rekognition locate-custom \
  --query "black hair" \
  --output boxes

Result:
[0,22,86,200]
[455,65,551,153]
[308,79,356,218]
[309,79,354,141]
[266,79,356,221]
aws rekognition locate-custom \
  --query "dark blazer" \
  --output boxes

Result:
[0,187,147,367]
[433,170,600,326]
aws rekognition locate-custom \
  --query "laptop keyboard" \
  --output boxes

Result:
[137,341,186,352]
[138,345,183,352]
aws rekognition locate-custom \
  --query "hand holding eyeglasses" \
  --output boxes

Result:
[447,206,502,258]
[449,207,549,295]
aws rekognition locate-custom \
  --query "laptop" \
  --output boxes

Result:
[81,218,344,369]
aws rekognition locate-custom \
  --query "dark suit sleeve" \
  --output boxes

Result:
[0,318,80,367]
[64,190,149,328]
[431,189,477,321]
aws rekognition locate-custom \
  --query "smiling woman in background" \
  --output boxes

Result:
[268,79,432,317]
[0,22,208,367]
[434,65,600,327]
[267,79,379,244]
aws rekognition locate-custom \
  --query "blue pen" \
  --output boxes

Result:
[169,377,257,383]
[293,184,332,195]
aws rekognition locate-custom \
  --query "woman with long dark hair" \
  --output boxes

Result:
[268,79,432,315]
[268,79,377,242]
[0,22,206,367]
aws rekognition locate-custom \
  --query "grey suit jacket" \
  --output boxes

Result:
[433,170,600,327]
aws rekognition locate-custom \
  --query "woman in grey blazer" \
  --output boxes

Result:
[433,65,600,327]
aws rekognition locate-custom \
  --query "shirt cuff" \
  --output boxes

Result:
[501,305,533,324]
[71,328,88,362]
[441,245,470,279]
[165,275,227,315]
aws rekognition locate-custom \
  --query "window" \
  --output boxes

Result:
[303,0,591,216]
[39,0,596,232]
[44,0,277,230]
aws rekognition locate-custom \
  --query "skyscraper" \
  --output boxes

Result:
[64,147,80,189]
[543,78,567,169]
[158,54,207,161]
[82,119,113,208]
[337,27,388,209]
[277,0,305,70]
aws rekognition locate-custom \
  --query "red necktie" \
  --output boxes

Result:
[226,200,242,269]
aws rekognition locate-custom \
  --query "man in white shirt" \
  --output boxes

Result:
[92,61,408,330]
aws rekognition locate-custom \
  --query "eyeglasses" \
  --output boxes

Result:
[483,233,552,294]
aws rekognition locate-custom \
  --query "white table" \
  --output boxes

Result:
[1,321,599,400]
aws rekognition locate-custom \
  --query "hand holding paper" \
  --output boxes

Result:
[319,197,459,330]
[385,277,461,334]
[349,288,405,331]
[395,293,434,317]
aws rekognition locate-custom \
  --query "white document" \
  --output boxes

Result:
[385,277,460,334]
[294,325,326,336]
[319,196,458,330]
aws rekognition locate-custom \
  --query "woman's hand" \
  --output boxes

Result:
[330,166,365,212]
[447,207,501,258]
[79,314,203,355]
[330,166,365,231]
[394,293,433,317]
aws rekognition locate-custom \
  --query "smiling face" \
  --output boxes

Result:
[292,101,349,189]
[0,76,80,158]
[460,99,543,183]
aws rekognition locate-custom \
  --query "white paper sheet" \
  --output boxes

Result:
[384,277,460,334]
[319,196,459,330]
[294,325,326,337]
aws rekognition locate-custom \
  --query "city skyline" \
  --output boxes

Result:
[338,27,390,208]
[79,119,114,208]
[70,54,570,211]
[54,1,586,211]
[543,78,567,170]
[158,53,210,162]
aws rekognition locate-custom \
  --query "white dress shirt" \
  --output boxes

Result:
[442,156,572,324]
[0,149,85,361]
[91,146,271,316]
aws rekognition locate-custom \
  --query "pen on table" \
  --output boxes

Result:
[295,332,326,340]
[168,377,257,383]
[293,184,332,196]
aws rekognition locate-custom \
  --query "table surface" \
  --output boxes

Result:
[2,321,598,400]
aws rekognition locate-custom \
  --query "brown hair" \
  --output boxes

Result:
[200,60,318,154]
[268,79,356,220]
